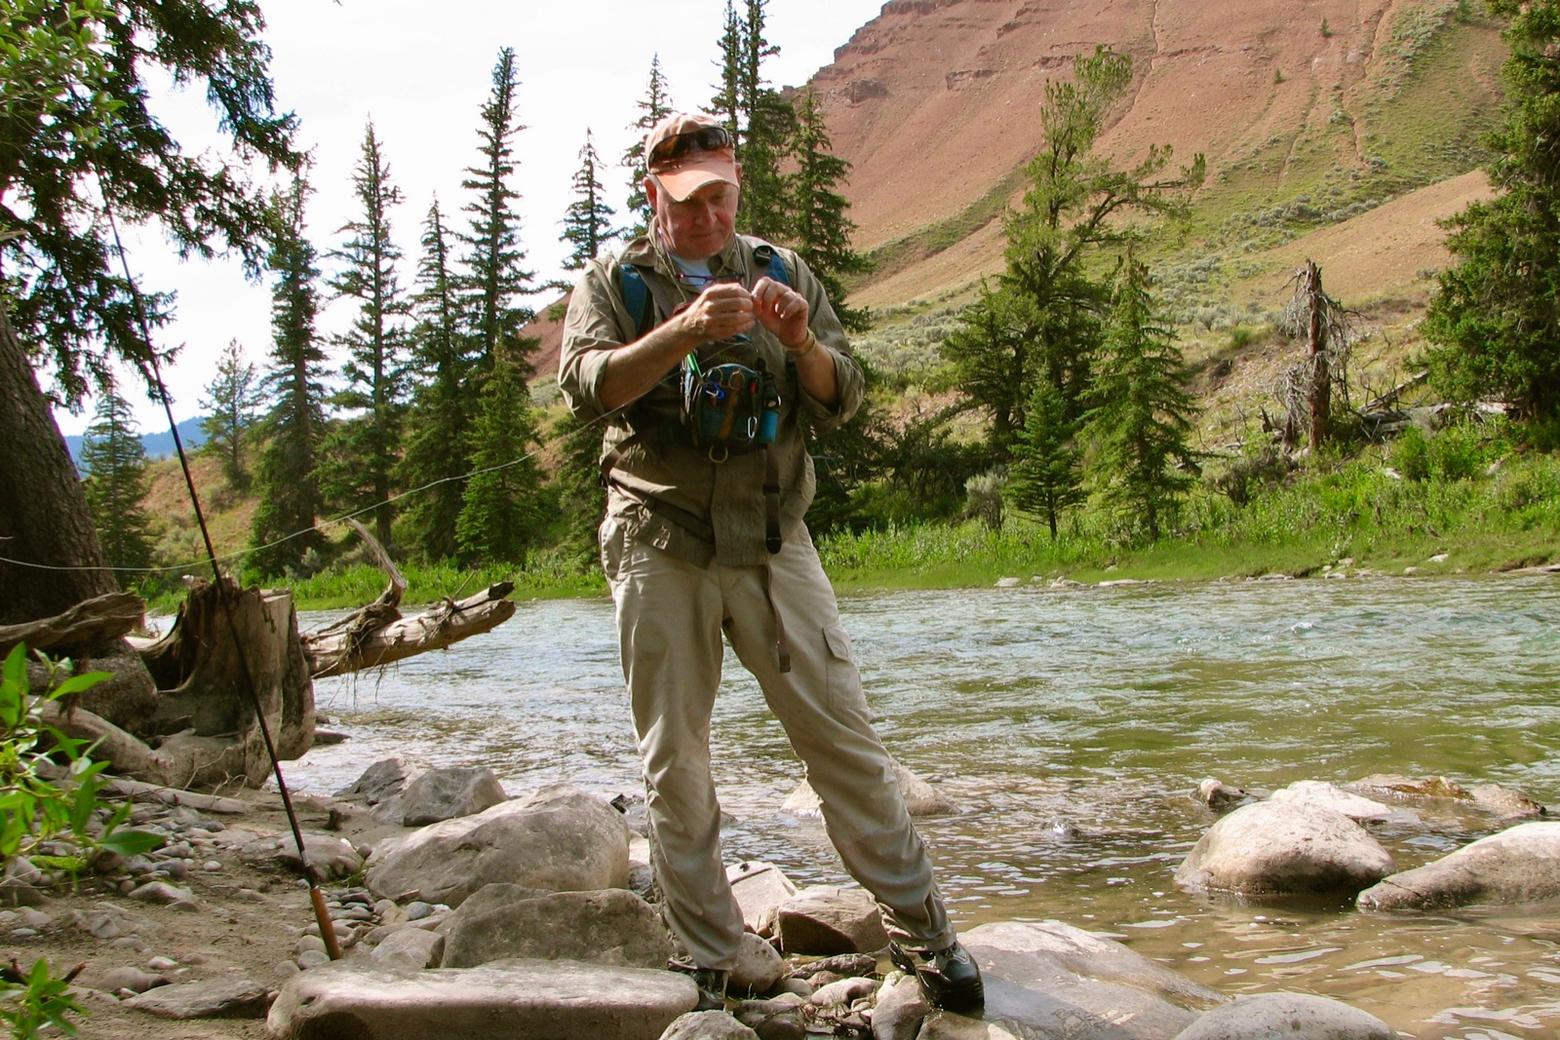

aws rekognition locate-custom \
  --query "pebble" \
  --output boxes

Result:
[296,949,330,970]
[404,901,434,921]
[97,966,164,994]
[154,860,190,880]
[17,907,52,929]
[10,927,39,940]
[147,956,179,971]
[111,937,150,953]
[202,860,223,872]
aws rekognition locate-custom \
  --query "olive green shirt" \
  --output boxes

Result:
[559,227,865,568]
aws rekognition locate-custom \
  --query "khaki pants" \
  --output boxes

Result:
[602,516,955,970]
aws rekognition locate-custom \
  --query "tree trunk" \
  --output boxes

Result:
[1304,260,1331,450]
[0,308,119,624]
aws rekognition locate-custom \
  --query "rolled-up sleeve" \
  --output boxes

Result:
[787,250,865,434]
[558,259,628,421]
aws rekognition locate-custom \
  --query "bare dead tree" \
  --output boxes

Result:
[1278,259,1354,451]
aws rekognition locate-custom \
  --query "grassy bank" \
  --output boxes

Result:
[233,439,1559,615]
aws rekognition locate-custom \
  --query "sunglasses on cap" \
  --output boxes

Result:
[650,125,733,166]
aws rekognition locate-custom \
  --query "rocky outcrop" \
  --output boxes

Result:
[1357,821,1560,910]
[366,783,628,907]
[1175,801,1395,896]
[1268,780,1392,823]
[266,959,697,1040]
[397,766,507,826]
[439,884,671,969]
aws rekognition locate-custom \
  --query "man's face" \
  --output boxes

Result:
[648,176,740,261]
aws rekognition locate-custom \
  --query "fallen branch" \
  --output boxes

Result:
[0,591,145,655]
[301,582,516,678]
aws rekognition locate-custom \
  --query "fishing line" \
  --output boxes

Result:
[93,170,344,960]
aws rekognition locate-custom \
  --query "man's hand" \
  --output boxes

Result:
[676,281,755,343]
[750,276,811,352]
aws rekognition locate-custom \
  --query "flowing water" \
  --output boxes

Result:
[290,575,1560,1038]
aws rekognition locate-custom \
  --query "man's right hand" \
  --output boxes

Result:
[675,281,756,345]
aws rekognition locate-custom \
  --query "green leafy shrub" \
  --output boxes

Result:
[1391,426,1432,481]
[1,957,84,1040]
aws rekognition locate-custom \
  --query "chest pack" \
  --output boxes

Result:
[619,244,792,460]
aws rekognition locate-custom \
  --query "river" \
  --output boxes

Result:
[290,574,1560,1038]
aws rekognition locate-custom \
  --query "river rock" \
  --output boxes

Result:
[88,965,165,994]
[238,829,363,881]
[809,975,876,1007]
[932,921,1225,1040]
[728,861,797,935]
[1174,801,1395,896]
[398,766,508,826]
[871,971,930,1040]
[731,931,786,995]
[366,783,628,907]
[1348,774,1547,819]
[124,975,269,1019]
[660,1011,761,1039]
[735,995,807,1040]
[1268,781,1392,823]
[1194,779,1252,812]
[782,760,955,818]
[1171,992,1394,1039]
[366,925,445,970]
[775,886,888,955]
[337,757,409,805]
[128,880,198,908]
[440,884,670,968]
[0,856,47,907]
[266,959,697,1040]
[1357,820,1560,910]
[788,952,876,980]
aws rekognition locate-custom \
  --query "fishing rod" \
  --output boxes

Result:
[95,178,343,961]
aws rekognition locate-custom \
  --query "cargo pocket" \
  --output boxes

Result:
[823,622,865,712]
[598,514,628,584]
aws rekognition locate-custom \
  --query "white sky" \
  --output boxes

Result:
[57,0,887,435]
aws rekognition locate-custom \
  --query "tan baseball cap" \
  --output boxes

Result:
[645,112,739,202]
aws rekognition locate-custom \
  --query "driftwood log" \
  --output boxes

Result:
[301,582,517,678]
[0,591,146,655]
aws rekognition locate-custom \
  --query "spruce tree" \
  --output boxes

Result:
[710,1,743,145]
[789,89,868,330]
[623,54,674,234]
[1006,379,1082,540]
[558,129,618,280]
[455,342,549,565]
[399,199,473,561]
[941,283,1036,459]
[321,120,409,548]
[81,388,154,572]
[199,339,261,490]
[250,175,328,577]
[459,47,537,380]
[1423,0,1560,421]
[1083,254,1197,543]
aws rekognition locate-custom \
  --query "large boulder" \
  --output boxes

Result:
[267,959,696,1040]
[440,884,671,968]
[397,766,508,826]
[1267,781,1392,823]
[1357,820,1560,910]
[1175,801,1394,896]
[366,783,628,907]
[1171,992,1394,1039]
[727,861,797,935]
[775,886,888,955]
[922,921,1225,1040]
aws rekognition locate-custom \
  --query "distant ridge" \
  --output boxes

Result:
[66,417,206,468]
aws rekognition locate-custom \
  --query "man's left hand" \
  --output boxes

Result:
[751,277,811,352]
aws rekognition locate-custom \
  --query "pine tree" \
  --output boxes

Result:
[250,174,328,577]
[1006,379,1083,540]
[789,89,869,330]
[1423,0,1560,421]
[459,47,537,379]
[399,199,474,561]
[81,388,154,572]
[710,1,743,144]
[550,408,606,557]
[623,54,674,234]
[199,339,261,490]
[321,120,409,548]
[558,129,618,281]
[1083,253,1197,543]
[735,0,792,240]
[941,283,1036,459]
[455,343,549,565]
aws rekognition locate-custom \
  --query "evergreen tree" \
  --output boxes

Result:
[250,175,328,577]
[710,1,743,144]
[941,283,1036,458]
[1006,379,1083,540]
[321,120,409,548]
[623,54,674,233]
[199,339,260,490]
[789,89,869,330]
[706,0,792,240]
[459,47,536,379]
[1423,0,1560,421]
[558,129,618,280]
[1083,253,1197,543]
[399,199,473,561]
[550,408,606,557]
[80,388,154,572]
[455,343,549,565]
